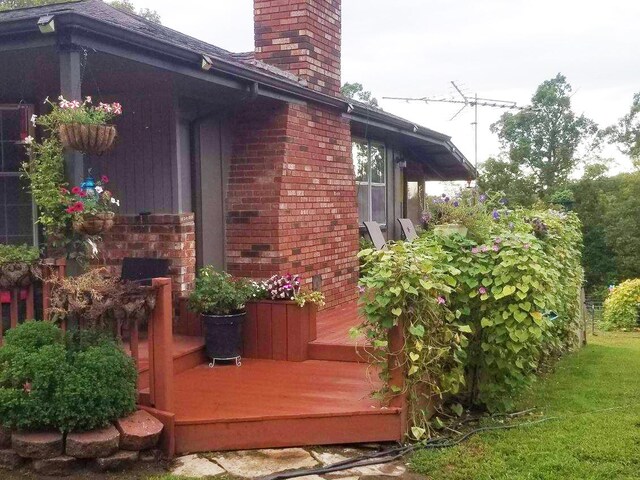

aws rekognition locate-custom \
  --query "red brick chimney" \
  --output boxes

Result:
[254,0,342,96]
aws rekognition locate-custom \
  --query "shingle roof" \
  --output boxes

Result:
[0,0,306,87]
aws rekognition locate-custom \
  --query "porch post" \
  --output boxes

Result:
[58,47,83,187]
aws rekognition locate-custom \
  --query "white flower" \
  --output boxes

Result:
[95,186,104,194]
[85,96,92,103]
[43,96,50,104]
[23,136,34,145]
[30,114,38,127]
[110,197,120,207]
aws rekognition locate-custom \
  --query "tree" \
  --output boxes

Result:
[0,0,161,23]
[477,156,538,207]
[489,74,598,197]
[604,92,640,169]
[341,82,379,108]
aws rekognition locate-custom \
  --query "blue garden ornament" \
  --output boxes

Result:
[81,170,96,196]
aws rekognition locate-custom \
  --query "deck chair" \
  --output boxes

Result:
[121,257,170,286]
[363,221,387,250]
[397,218,419,242]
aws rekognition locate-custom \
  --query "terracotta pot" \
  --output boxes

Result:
[0,262,38,289]
[434,223,468,238]
[59,123,117,155]
[73,212,115,236]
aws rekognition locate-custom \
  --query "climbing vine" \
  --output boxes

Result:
[357,201,584,437]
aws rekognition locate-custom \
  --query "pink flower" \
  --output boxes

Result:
[101,175,110,184]
[471,247,480,254]
[112,102,123,115]
[523,243,531,250]
[492,245,500,252]
[479,287,487,295]
[23,382,32,394]
[71,186,82,195]
[60,187,69,195]
[437,296,446,305]
[494,237,502,244]
[357,285,366,294]
[481,245,489,253]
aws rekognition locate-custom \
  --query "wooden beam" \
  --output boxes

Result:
[58,47,83,187]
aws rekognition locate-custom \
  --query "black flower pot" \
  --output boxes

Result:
[201,312,245,366]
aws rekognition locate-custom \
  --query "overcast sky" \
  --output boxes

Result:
[128,0,639,174]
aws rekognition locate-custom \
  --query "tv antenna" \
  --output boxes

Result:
[383,81,523,169]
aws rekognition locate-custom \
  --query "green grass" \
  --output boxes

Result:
[410,332,640,480]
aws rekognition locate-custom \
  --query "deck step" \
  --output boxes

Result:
[307,341,372,363]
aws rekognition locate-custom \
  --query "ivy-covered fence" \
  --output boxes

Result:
[357,205,584,439]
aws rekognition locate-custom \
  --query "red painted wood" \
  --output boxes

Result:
[130,320,140,394]
[256,302,272,359]
[389,320,408,438]
[150,278,175,413]
[286,303,306,361]
[26,284,34,320]
[243,302,258,357]
[9,289,18,329]
[309,304,318,341]
[271,303,288,360]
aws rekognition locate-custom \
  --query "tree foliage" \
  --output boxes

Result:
[602,279,640,330]
[341,82,379,107]
[0,0,161,23]
[603,92,640,169]
[477,157,538,207]
[488,74,598,196]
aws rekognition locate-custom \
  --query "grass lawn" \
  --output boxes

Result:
[410,331,640,480]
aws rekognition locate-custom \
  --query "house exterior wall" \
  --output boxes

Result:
[226,99,359,309]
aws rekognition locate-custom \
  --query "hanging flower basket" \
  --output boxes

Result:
[59,123,117,156]
[73,212,115,236]
[0,262,39,290]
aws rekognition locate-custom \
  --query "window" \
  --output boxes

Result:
[353,140,386,225]
[0,105,36,245]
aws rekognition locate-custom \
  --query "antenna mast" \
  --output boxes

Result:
[383,81,522,169]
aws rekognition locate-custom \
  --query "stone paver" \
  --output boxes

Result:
[66,425,120,459]
[171,454,226,478]
[32,455,80,476]
[210,448,319,478]
[95,450,140,472]
[12,431,64,459]
[116,410,163,451]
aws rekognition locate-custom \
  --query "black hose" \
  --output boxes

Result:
[259,417,555,480]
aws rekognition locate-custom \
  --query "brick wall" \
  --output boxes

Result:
[227,99,359,309]
[95,214,196,303]
[254,0,342,96]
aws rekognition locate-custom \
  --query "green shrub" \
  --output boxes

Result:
[188,266,251,315]
[602,279,640,330]
[0,321,137,432]
[0,244,40,264]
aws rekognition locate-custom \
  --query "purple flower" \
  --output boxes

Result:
[479,287,487,295]
[492,209,500,221]
[492,245,500,252]
[471,247,480,254]
[441,193,447,198]
[444,196,451,203]
[508,222,515,230]
[453,201,460,207]
[479,194,487,203]
[499,197,508,205]
[421,212,432,223]
[437,296,446,305]
[357,285,366,294]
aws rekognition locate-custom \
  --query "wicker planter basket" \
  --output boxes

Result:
[73,212,115,236]
[59,123,117,155]
[0,262,39,289]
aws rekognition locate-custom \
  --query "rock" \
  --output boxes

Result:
[32,455,80,477]
[12,431,64,459]
[0,449,25,470]
[312,451,352,465]
[94,450,139,472]
[210,448,318,478]
[115,410,163,451]
[171,454,225,478]
[66,425,120,459]
[140,449,162,462]
[0,427,11,449]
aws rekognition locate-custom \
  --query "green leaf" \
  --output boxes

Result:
[409,324,425,337]
[411,426,426,440]
[391,307,403,317]
[458,325,472,333]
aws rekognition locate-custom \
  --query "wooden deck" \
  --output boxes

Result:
[138,299,404,454]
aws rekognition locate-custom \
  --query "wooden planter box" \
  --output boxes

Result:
[243,300,317,362]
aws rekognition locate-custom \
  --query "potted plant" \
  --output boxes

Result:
[0,244,40,290]
[35,96,122,155]
[64,174,120,236]
[188,267,251,366]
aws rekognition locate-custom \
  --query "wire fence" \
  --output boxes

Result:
[584,299,604,335]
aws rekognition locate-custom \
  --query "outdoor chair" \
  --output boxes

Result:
[397,218,419,242]
[363,221,388,251]
[120,257,170,286]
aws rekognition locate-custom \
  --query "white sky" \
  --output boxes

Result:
[128,0,639,174]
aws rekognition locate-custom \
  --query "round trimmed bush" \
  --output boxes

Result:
[603,279,640,330]
[0,321,137,432]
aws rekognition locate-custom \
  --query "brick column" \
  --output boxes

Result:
[96,214,196,303]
